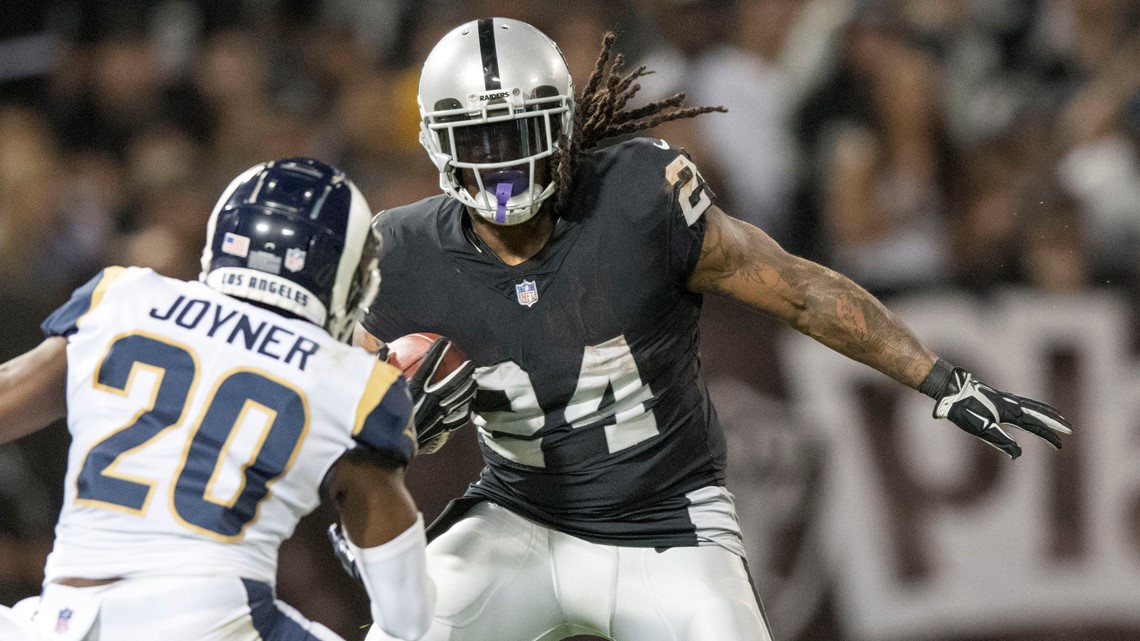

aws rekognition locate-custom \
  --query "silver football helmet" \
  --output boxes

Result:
[418,17,575,226]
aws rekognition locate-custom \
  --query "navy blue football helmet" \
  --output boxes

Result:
[199,158,380,341]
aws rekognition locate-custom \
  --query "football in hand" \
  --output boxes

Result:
[384,332,468,383]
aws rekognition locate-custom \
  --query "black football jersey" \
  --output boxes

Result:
[364,138,737,549]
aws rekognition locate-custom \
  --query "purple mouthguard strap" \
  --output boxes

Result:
[494,181,514,224]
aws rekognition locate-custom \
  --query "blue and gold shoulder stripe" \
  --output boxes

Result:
[352,360,416,463]
[41,266,128,338]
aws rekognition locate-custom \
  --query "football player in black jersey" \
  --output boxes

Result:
[354,17,1072,641]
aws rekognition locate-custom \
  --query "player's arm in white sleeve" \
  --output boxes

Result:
[0,337,68,445]
[325,445,434,640]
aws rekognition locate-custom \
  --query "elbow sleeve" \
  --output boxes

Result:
[345,514,436,640]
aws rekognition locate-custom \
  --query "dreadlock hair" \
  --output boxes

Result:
[549,31,727,215]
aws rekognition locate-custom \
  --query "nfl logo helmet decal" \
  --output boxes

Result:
[515,279,538,307]
[284,248,307,273]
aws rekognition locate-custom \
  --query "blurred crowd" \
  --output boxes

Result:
[1,0,1138,638]
[1,0,1137,307]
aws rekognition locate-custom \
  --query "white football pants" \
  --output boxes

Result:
[2,576,343,641]
[365,501,773,641]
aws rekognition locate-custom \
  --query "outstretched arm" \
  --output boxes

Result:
[0,337,69,445]
[688,204,936,389]
[325,448,434,640]
[688,205,1071,458]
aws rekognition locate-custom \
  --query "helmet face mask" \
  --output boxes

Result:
[199,158,380,342]
[339,229,381,341]
[418,18,575,225]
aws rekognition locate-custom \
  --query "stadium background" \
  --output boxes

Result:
[1,1,1138,640]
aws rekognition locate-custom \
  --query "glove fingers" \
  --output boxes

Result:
[439,375,477,407]
[443,390,475,420]
[410,349,475,455]
[997,393,1071,430]
[412,337,451,386]
[997,394,1070,449]
[976,425,1023,459]
[416,414,443,438]
[1018,401,1072,433]
[936,366,1069,458]
[442,410,470,428]
[424,359,475,394]
[1003,415,1065,449]
[1012,422,1063,449]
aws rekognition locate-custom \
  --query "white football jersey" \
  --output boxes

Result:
[39,267,414,586]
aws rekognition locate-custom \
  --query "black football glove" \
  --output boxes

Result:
[327,522,361,582]
[408,337,476,455]
[921,359,1072,459]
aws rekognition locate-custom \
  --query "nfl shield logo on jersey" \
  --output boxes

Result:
[515,279,538,307]
[284,248,307,272]
[55,608,73,633]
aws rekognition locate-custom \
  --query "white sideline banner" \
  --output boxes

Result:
[780,290,1140,640]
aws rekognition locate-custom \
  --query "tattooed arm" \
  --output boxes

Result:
[688,205,1071,456]
[687,204,937,389]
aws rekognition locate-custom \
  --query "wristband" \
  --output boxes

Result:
[919,358,955,399]
[345,514,435,640]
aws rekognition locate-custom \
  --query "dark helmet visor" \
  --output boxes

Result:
[442,111,563,164]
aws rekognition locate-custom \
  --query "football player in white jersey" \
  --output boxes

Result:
[0,158,470,641]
